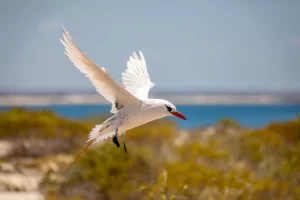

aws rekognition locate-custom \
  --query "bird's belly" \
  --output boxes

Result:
[118,111,164,133]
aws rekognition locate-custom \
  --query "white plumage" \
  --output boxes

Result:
[56,27,186,181]
[121,50,155,100]
[60,28,141,114]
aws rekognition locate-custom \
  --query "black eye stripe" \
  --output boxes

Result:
[165,105,172,112]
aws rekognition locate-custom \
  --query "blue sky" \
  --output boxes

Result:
[1,0,300,93]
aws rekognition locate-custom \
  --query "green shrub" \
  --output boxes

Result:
[0,107,93,139]
[218,118,241,129]
[1,107,300,199]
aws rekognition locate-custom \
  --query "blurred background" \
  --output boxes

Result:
[0,1,300,199]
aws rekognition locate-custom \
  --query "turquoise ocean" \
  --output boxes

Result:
[1,104,300,129]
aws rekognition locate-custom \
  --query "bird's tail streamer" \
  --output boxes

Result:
[55,140,94,182]
[55,124,116,181]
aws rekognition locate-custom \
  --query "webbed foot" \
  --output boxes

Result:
[113,136,120,148]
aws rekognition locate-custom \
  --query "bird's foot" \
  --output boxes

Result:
[123,142,127,153]
[113,136,120,148]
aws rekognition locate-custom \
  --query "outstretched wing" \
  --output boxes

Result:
[121,51,155,100]
[60,27,141,112]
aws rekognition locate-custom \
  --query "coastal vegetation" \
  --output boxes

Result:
[0,107,300,199]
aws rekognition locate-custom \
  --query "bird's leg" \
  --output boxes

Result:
[112,128,120,148]
[122,133,127,153]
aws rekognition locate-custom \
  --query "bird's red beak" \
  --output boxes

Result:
[171,111,187,120]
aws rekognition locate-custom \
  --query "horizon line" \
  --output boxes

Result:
[1,90,300,96]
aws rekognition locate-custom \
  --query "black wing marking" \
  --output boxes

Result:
[115,101,124,111]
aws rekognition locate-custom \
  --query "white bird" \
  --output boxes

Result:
[56,27,187,181]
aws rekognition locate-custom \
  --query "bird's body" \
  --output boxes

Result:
[88,98,176,143]
[56,27,186,181]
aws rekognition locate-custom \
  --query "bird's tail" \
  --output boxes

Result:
[55,123,115,182]
[87,123,116,144]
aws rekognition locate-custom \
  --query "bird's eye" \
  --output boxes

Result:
[165,105,172,112]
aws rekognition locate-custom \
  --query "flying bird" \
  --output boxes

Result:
[56,27,187,181]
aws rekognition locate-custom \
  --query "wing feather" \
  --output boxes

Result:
[121,51,155,100]
[60,27,141,111]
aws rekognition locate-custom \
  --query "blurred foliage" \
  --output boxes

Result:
[0,107,93,139]
[218,117,241,130]
[1,108,300,199]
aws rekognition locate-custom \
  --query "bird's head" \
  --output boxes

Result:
[163,101,187,120]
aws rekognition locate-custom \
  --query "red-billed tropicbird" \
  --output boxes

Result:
[56,27,187,180]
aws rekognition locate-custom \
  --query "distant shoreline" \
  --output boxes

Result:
[1,90,300,95]
[1,93,300,106]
